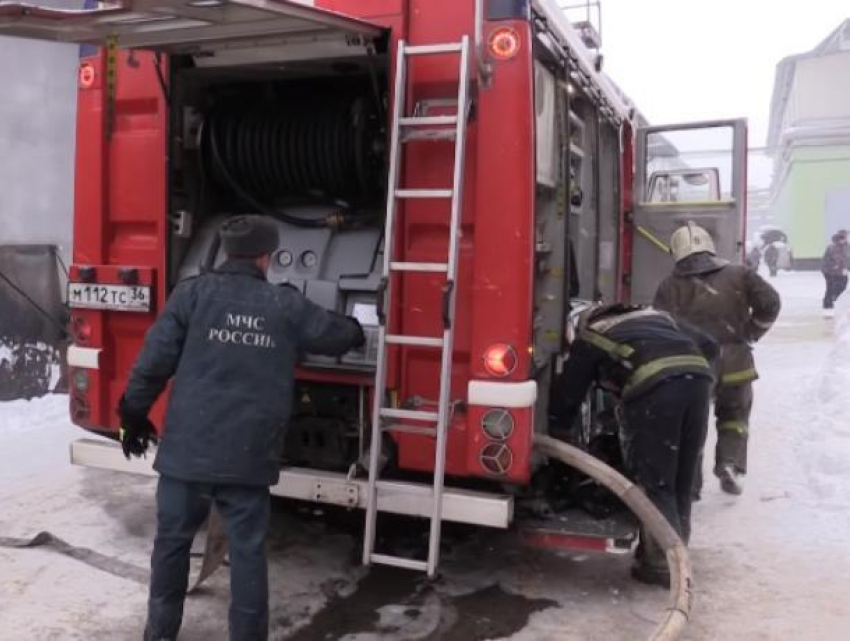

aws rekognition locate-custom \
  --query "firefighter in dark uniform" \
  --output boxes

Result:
[552,303,718,587]
[654,222,781,496]
[117,215,365,641]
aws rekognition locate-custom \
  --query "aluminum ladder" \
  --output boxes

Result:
[362,35,471,578]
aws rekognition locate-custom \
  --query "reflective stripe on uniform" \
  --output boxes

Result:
[579,329,635,359]
[718,420,749,435]
[623,355,711,395]
[721,367,758,385]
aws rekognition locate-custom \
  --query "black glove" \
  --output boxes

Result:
[117,396,158,459]
[349,318,366,349]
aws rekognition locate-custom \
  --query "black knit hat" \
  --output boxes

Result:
[220,216,279,258]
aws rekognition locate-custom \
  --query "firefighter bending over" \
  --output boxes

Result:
[552,304,718,587]
[654,223,780,496]
[117,215,365,641]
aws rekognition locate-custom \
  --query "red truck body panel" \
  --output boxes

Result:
[66,0,630,486]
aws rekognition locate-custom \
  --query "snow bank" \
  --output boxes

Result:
[0,393,71,435]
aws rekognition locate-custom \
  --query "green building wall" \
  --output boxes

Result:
[771,144,850,267]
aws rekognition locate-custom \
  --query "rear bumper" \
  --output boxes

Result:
[70,438,513,529]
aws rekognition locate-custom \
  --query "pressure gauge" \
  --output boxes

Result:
[277,250,293,268]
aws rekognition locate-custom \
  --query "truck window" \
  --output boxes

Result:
[644,125,734,203]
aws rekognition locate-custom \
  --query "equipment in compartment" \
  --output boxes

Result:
[203,90,384,211]
[178,211,382,370]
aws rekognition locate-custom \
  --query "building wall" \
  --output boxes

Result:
[0,15,80,264]
[782,52,850,130]
[772,145,850,265]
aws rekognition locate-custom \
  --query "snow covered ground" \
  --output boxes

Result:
[1,270,849,640]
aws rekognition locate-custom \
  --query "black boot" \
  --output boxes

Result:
[717,465,743,495]
[630,563,671,588]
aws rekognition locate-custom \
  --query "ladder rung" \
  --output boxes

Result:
[380,408,439,422]
[399,116,458,127]
[405,43,463,56]
[401,129,457,143]
[396,189,453,199]
[390,261,449,273]
[382,424,438,437]
[370,553,428,572]
[385,334,444,348]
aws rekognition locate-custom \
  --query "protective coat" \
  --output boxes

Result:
[653,256,780,384]
[122,259,362,486]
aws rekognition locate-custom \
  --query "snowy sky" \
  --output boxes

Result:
[583,0,849,147]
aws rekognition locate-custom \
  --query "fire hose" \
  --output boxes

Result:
[2,439,691,638]
[534,434,692,641]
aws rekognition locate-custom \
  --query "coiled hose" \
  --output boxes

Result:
[534,435,692,641]
[205,95,382,228]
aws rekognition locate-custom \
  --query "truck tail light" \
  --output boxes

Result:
[480,442,513,476]
[483,344,517,377]
[489,27,521,61]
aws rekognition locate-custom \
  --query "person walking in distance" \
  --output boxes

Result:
[552,303,718,587]
[117,215,365,641]
[821,230,849,317]
[763,242,780,277]
[654,222,781,496]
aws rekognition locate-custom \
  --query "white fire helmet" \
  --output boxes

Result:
[669,222,716,262]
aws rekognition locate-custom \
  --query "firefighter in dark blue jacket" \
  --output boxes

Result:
[552,303,718,587]
[117,215,364,641]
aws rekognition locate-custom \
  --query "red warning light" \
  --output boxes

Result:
[489,27,521,61]
[483,343,518,377]
[79,62,96,89]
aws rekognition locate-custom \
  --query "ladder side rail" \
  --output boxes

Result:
[363,37,409,566]
[425,35,472,577]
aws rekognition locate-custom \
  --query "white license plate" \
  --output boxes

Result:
[68,283,151,312]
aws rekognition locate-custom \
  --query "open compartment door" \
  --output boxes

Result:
[0,1,384,55]
[631,119,748,305]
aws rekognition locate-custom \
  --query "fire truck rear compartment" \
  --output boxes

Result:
[168,56,387,471]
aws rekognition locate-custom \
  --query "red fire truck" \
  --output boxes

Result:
[0,0,747,577]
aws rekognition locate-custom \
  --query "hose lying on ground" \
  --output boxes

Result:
[0,510,227,594]
[534,434,693,641]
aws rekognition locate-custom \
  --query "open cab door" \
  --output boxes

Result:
[630,119,748,304]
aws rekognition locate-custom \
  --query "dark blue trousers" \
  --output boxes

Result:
[147,475,270,641]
